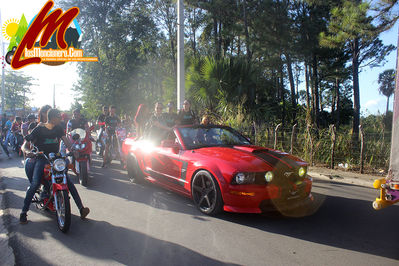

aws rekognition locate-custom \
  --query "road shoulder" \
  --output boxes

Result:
[309,166,377,188]
[0,170,16,266]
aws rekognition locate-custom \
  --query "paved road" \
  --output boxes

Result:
[0,154,398,266]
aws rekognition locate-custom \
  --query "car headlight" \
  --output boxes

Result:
[233,173,255,185]
[265,171,273,182]
[298,167,307,177]
[53,159,66,172]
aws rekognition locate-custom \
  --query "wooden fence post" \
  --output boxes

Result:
[306,124,313,166]
[359,125,364,174]
[330,124,336,169]
[290,124,297,154]
[274,123,282,150]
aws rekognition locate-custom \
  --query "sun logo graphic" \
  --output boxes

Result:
[2,18,20,41]
[1,14,28,65]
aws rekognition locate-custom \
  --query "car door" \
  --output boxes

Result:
[148,131,188,191]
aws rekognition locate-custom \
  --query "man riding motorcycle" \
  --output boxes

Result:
[96,106,109,156]
[20,108,90,224]
[102,105,121,167]
[67,109,89,132]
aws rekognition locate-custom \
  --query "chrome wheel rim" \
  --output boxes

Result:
[56,192,65,228]
[192,173,217,212]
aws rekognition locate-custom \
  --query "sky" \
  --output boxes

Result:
[0,0,398,115]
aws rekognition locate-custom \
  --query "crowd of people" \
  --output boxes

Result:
[133,100,200,140]
[1,99,209,225]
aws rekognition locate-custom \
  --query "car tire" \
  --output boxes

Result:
[127,155,145,183]
[191,170,223,215]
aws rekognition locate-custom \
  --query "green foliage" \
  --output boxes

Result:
[2,71,35,113]
[378,69,395,98]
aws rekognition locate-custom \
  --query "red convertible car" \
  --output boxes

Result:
[121,125,313,215]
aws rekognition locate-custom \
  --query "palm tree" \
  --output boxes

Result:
[378,69,396,117]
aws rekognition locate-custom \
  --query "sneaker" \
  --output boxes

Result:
[80,207,90,219]
[20,213,28,224]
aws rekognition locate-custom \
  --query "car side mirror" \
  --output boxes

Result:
[161,139,180,154]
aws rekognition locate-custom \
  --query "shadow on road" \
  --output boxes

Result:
[6,213,237,266]
[218,191,399,260]
[83,156,200,216]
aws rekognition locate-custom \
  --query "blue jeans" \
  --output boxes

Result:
[23,157,83,213]
[1,140,9,156]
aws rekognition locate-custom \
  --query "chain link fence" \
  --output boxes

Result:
[235,124,391,175]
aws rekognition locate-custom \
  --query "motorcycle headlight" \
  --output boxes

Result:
[74,144,81,150]
[265,171,274,182]
[233,173,255,185]
[53,159,66,172]
[80,143,86,149]
[298,167,307,177]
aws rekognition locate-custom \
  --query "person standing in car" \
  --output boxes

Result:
[134,104,149,139]
[177,100,198,125]
[165,102,178,128]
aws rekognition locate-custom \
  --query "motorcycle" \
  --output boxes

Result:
[31,150,72,233]
[95,122,107,157]
[68,127,93,186]
[105,127,125,166]
[13,132,24,156]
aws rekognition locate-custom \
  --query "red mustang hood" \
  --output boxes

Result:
[191,145,306,172]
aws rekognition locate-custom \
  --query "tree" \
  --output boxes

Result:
[320,0,395,141]
[378,69,396,117]
[3,71,34,115]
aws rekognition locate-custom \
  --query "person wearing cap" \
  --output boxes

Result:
[177,100,198,125]
[22,114,36,137]
[165,102,178,128]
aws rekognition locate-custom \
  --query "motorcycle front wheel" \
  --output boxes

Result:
[55,190,71,233]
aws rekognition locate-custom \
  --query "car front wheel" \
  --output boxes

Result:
[191,170,223,215]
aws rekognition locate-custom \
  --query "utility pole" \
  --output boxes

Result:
[389,25,399,180]
[177,0,185,110]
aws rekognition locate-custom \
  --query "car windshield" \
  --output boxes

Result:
[178,126,251,149]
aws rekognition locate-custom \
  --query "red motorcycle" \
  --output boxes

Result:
[31,150,72,233]
[68,127,94,186]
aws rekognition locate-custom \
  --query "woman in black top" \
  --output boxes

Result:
[20,108,90,224]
